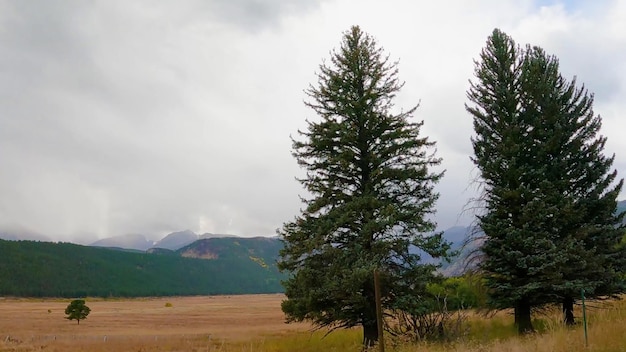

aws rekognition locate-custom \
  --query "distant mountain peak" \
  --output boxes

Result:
[199,232,238,239]
[90,234,154,251]
[88,230,245,251]
[151,230,198,250]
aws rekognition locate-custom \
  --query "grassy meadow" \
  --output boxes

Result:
[0,294,624,351]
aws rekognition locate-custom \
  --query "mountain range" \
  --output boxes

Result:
[0,200,622,297]
[89,230,239,251]
[2,199,623,249]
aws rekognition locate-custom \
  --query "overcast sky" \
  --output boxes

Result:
[1,0,624,243]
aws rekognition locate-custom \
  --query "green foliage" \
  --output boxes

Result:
[279,26,448,347]
[65,299,90,324]
[0,237,286,297]
[384,275,486,342]
[467,28,625,333]
[427,276,486,310]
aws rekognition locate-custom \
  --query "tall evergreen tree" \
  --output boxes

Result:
[467,29,542,334]
[519,45,625,325]
[278,26,448,347]
[467,29,625,333]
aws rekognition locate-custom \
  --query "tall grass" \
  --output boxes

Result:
[1,298,624,351]
[222,298,626,352]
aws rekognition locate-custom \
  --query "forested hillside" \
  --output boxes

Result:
[0,237,284,297]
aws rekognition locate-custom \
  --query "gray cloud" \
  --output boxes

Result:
[205,0,326,30]
[0,0,624,242]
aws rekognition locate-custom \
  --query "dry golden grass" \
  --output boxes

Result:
[0,294,309,351]
[0,294,625,351]
[235,300,626,352]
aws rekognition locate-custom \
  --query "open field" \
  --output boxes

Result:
[0,294,310,351]
[1,294,625,351]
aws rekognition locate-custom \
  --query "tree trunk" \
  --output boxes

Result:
[514,299,534,334]
[362,272,379,348]
[362,320,378,348]
[77,319,80,325]
[562,296,575,326]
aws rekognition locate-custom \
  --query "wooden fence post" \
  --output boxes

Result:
[374,269,385,352]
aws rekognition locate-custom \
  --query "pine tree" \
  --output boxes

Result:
[467,29,625,333]
[278,26,448,347]
[467,29,542,333]
[519,46,625,325]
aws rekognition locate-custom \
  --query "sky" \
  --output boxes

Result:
[1,0,625,244]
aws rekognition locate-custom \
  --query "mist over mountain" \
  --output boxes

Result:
[88,230,246,251]
[0,228,50,242]
[151,230,197,250]
[2,199,623,247]
[90,233,155,251]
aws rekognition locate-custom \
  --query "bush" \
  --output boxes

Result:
[388,292,469,342]
[426,275,487,310]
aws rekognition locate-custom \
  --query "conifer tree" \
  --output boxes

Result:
[467,29,625,333]
[520,46,625,325]
[278,26,448,347]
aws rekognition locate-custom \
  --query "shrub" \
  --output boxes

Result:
[65,299,90,325]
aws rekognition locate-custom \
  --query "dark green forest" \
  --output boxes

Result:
[0,237,285,297]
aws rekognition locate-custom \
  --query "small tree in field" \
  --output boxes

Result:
[65,299,91,325]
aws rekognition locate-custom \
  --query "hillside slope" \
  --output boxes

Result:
[0,237,285,298]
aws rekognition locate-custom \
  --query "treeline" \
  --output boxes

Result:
[0,237,285,297]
